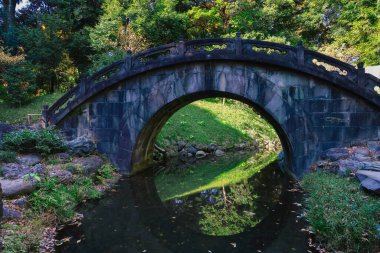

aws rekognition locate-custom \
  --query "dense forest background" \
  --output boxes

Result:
[0,0,379,106]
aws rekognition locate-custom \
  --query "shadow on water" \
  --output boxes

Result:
[56,153,315,253]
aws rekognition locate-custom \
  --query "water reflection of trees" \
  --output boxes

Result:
[199,183,260,236]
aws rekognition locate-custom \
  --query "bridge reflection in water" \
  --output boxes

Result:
[57,152,316,253]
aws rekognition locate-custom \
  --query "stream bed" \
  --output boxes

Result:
[56,152,315,253]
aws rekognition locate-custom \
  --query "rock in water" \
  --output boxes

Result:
[356,170,380,195]
[0,179,36,198]
[195,151,207,159]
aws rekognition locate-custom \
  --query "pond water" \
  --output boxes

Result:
[57,152,315,253]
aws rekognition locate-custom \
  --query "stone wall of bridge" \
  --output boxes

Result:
[59,62,380,177]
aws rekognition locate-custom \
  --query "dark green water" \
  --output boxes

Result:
[57,153,314,253]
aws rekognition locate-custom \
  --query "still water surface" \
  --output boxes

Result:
[57,152,313,253]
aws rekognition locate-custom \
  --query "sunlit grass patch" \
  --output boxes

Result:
[156,99,278,147]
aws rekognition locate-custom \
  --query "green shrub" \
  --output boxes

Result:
[95,164,115,183]
[30,177,101,222]
[302,171,380,253]
[0,150,17,163]
[1,128,66,156]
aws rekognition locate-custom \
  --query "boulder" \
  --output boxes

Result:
[337,159,380,175]
[2,163,30,179]
[356,170,380,195]
[3,207,22,219]
[352,147,371,157]
[72,155,103,175]
[48,169,73,184]
[66,136,95,155]
[215,150,225,157]
[325,148,349,161]
[195,151,207,159]
[16,154,42,166]
[0,179,36,198]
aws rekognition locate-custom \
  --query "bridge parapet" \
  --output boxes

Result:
[43,36,380,126]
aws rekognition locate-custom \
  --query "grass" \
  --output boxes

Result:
[0,93,63,124]
[156,99,278,147]
[155,152,278,201]
[302,171,380,253]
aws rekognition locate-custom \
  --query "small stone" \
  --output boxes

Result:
[16,154,42,166]
[195,143,207,151]
[3,207,22,219]
[195,151,207,159]
[185,145,197,155]
[0,179,36,198]
[325,148,349,161]
[14,197,28,208]
[48,170,73,184]
[178,149,188,159]
[206,144,217,153]
[72,155,103,175]
[215,150,225,157]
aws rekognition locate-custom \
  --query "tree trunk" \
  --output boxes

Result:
[2,0,18,47]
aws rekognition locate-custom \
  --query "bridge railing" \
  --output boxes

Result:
[43,36,380,126]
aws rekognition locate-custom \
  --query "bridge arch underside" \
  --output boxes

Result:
[60,61,380,178]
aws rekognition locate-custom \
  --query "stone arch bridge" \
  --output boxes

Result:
[43,36,380,177]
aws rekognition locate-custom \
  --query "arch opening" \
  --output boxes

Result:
[131,91,293,176]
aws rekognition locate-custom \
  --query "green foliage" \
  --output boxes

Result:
[0,150,17,163]
[2,128,66,156]
[55,51,80,92]
[95,163,116,184]
[302,172,380,253]
[1,61,37,107]
[30,177,101,222]
[87,48,126,75]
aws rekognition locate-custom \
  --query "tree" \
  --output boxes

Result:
[0,0,21,47]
